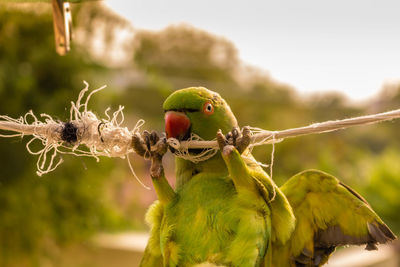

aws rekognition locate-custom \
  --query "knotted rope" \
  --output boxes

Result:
[1,82,400,184]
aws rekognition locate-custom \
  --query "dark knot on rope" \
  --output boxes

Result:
[61,121,78,143]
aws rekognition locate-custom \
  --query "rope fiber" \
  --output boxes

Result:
[1,82,400,179]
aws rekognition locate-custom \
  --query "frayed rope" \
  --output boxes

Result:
[0,82,148,188]
[1,82,400,182]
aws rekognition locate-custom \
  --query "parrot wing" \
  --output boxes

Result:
[273,169,396,267]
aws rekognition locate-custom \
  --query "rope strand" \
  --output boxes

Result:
[1,82,400,177]
[173,108,400,150]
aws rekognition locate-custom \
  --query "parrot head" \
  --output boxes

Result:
[163,87,238,142]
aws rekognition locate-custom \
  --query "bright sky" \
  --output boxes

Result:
[106,0,400,100]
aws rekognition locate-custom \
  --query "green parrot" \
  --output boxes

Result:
[132,87,395,267]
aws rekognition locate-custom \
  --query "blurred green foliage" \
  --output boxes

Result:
[0,5,133,266]
[1,2,400,266]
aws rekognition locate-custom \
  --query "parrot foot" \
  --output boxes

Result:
[217,127,251,154]
[132,131,168,178]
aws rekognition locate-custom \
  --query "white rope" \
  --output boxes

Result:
[1,82,400,178]
[167,133,218,163]
[0,82,145,184]
[174,109,400,150]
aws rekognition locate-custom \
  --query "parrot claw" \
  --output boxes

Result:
[217,127,251,154]
[132,131,168,178]
[216,130,232,155]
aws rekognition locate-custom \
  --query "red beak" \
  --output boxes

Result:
[165,111,191,139]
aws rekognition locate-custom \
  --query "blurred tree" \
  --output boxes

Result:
[134,24,239,83]
[1,2,400,266]
[360,148,400,233]
[0,5,132,266]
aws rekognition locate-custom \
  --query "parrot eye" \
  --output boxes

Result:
[203,102,214,115]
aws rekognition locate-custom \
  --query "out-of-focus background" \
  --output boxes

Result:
[0,1,399,267]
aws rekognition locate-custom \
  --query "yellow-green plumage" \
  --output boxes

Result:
[139,87,395,267]
[272,170,395,266]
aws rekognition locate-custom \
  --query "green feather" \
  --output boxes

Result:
[272,170,396,266]
[140,87,395,267]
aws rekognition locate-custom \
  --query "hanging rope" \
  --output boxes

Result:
[0,82,144,178]
[1,82,400,177]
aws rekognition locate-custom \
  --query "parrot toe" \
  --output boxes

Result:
[217,130,237,156]
[216,127,251,154]
[216,129,228,151]
[235,126,251,154]
[132,130,168,178]
[132,133,147,157]
[222,145,235,156]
